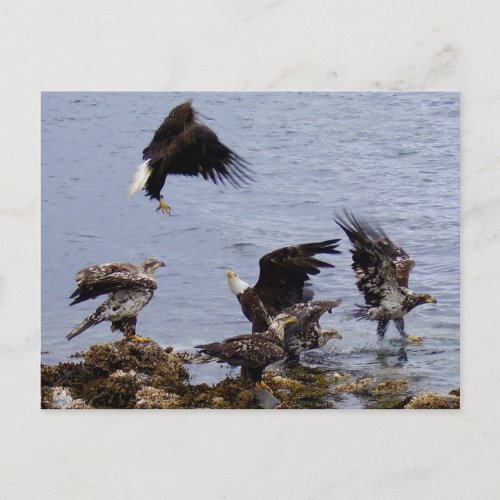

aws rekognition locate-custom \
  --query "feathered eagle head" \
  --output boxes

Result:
[416,293,437,305]
[139,258,166,275]
[226,270,251,296]
[321,328,343,341]
[268,313,299,338]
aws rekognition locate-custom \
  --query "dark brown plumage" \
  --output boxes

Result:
[334,214,436,338]
[196,314,298,383]
[226,239,341,333]
[127,100,253,213]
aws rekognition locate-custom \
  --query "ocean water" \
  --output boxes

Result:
[41,92,460,407]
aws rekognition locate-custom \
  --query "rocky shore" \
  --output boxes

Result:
[41,339,460,409]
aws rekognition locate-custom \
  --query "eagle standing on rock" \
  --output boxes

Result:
[67,258,165,342]
[334,214,436,339]
[226,239,341,333]
[127,100,253,214]
[196,313,298,383]
[282,300,343,361]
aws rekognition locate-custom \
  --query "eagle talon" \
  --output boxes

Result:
[127,335,151,343]
[156,199,171,215]
[407,335,423,343]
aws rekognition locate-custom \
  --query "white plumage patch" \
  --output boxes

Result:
[227,272,251,296]
[126,160,152,197]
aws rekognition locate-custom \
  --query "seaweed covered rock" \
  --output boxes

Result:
[42,386,90,409]
[404,391,460,409]
[41,340,460,409]
[41,339,189,409]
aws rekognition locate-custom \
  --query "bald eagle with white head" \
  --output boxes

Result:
[334,214,437,339]
[127,100,253,214]
[226,239,341,333]
[67,258,165,342]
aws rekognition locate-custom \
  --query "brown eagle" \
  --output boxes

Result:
[196,313,298,383]
[334,214,436,338]
[67,258,165,342]
[282,300,343,361]
[127,100,253,213]
[226,239,341,333]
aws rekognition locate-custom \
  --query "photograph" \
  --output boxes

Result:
[41,91,459,409]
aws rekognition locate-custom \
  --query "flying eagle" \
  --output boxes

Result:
[282,300,343,361]
[196,313,298,383]
[334,214,436,338]
[127,100,253,214]
[67,258,165,342]
[226,239,341,333]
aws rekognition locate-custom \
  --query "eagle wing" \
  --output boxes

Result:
[283,299,342,320]
[372,235,415,288]
[253,239,340,313]
[143,101,195,154]
[197,334,284,368]
[69,262,157,305]
[334,215,406,307]
[144,123,253,198]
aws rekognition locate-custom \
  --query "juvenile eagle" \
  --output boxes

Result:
[334,214,436,338]
[226,239,341,333]
[282,300,343,361]
[196,313,298,383]
[67,258,165,342]
[127,100,253,214]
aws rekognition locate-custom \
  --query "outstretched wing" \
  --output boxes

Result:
[334,214,405,308]
[371,235,415,288]
[254,239,340,313]
[70,262,156,305]
[354,218,416,288]
[143,101,195,157]
[283,299,342,321]
[144,123,253,199]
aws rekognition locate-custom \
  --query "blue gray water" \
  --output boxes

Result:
[41,92,460,407]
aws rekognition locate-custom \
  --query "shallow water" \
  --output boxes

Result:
[41,92,460,407]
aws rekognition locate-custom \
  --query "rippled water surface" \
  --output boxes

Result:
[41,92,460,407]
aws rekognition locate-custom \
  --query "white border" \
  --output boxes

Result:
[1,1,499,498]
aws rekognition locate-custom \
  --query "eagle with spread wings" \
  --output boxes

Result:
[334,214,436,339]
[127,100,253,214]
[225,239,341,333]
[282,300,343,362]
[67,258,165,342]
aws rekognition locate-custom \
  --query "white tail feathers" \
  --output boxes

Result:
[126,160,152,197]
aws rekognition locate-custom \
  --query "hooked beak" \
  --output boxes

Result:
[226,270,236,279]
[283,316,299,327]
[158,261,166,268]
[426,296,437,304]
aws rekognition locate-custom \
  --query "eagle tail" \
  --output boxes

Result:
[352,304,371,321]
[194,342,224,363]
[66,316,100,341]
[126,159,152,197]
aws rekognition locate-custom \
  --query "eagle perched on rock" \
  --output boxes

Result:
[282,300,343,361]
[226,239,341,333]
[67,258,165,342]
[196,313,298,383]
[127,100,253,214]
[334,214,436,339]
